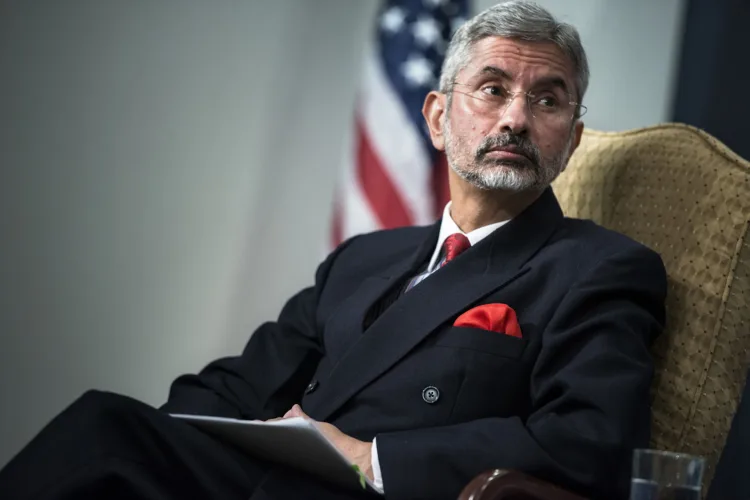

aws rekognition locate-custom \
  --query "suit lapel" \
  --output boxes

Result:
[323,223,440,357]
[308,188,564,421]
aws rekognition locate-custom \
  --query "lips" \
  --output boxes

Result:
[485,146,529,161]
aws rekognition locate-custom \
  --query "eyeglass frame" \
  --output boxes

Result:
[447,81,588,122]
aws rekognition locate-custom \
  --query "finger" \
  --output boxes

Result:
[282,404,307,419]
[290,404,307,418]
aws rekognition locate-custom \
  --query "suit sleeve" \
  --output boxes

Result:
[375,245,667,500]
[160,239,354,420]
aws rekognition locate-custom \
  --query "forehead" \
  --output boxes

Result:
[459,36,575,85]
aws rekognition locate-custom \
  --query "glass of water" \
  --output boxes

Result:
[630,449,705,500]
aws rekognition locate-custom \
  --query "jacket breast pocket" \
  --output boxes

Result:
[435,326,527,359]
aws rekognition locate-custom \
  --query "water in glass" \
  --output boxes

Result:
[630,478,701,500]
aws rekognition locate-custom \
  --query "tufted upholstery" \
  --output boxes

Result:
[551,123,750,494]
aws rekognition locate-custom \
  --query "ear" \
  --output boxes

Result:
[558,120,584,175]
[568,120,584,158]
[422,91,448,151]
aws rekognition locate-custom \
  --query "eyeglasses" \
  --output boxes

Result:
[449,82,587,125]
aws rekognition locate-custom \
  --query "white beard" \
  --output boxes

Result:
[444,119,573,192]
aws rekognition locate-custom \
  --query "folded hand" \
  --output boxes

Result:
[280,404,374,482]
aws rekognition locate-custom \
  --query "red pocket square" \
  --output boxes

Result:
[453,304,522,338]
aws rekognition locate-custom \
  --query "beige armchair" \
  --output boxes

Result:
[459,123,750,499]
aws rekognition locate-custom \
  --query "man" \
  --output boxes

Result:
[0,2,666,499]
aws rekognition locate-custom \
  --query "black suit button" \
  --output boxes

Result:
[422,386,440,404]
[305,380,319,395]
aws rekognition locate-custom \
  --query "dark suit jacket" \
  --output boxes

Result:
[162,189,667,500]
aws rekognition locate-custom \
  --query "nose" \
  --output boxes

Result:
[496,93,530,136]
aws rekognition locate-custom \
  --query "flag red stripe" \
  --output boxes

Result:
[355,118,413,229]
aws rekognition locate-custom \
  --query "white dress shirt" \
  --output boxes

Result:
[369,202,510,493]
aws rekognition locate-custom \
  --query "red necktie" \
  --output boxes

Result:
[441,233,471,267]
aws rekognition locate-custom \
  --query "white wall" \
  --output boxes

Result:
[0,0,684,467]
[0,0,379,466]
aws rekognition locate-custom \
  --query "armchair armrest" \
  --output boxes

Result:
[458,470,587,500]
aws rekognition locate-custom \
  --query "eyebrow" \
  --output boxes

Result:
[478,65,512,79]
[532,76,570,94]
[476,66,571,94]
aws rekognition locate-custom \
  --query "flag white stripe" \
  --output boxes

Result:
[359,48,434,226]
[338,122,380,239]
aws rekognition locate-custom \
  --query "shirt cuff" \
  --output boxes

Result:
[371,437,385,494]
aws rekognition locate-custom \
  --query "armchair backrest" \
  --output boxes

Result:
[551,123,750,492]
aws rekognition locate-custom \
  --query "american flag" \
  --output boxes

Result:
[331,0,470,247]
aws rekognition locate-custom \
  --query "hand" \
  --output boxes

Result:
[282,404,374,482]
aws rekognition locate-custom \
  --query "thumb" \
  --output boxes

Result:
[283,404,308,419]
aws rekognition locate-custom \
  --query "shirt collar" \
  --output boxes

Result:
[427,202,510,272]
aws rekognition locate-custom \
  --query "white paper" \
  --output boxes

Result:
[170,414,380,494]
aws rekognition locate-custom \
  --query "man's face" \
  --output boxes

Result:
[440,37,583,192]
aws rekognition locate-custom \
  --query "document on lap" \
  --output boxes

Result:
[170,414,382,494]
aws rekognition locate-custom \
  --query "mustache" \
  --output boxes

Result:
[475,133,540,165]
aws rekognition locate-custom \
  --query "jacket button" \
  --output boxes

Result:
[422,386,440,404]
[305,380,319,395]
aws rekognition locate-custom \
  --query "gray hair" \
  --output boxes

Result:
[439,1,589,103]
